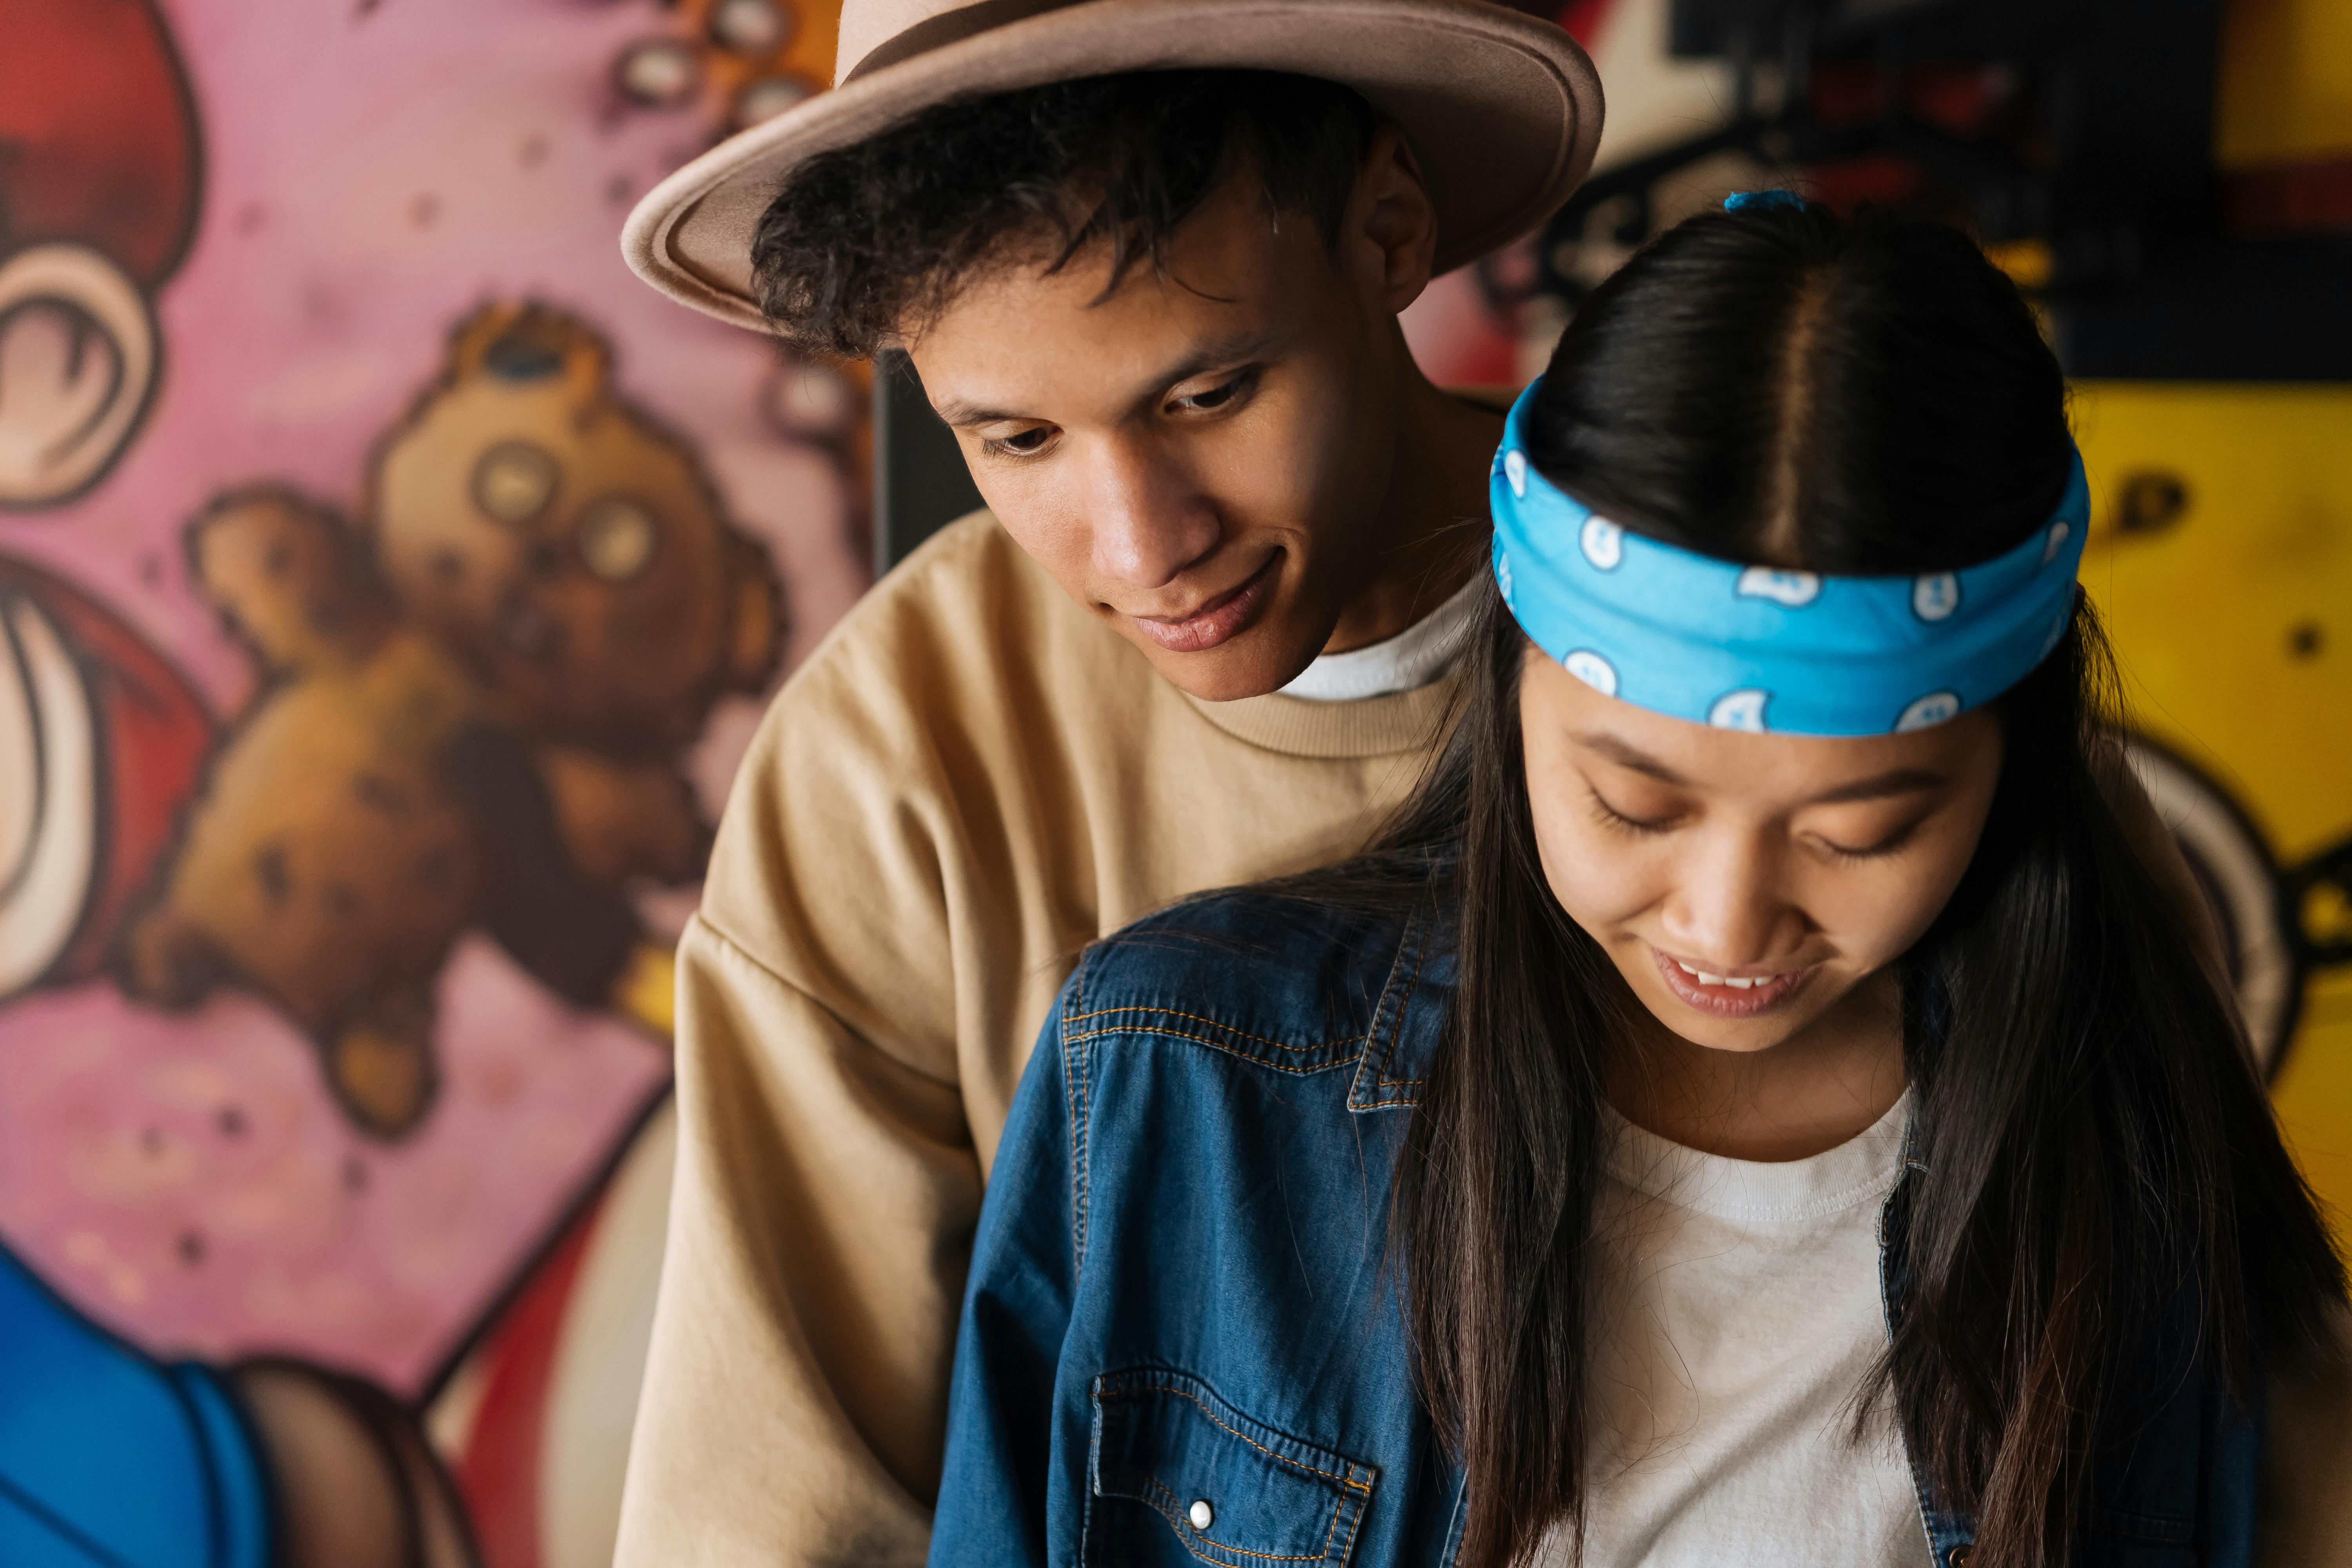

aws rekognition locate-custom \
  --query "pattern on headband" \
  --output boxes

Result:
[1490,379,2089,737]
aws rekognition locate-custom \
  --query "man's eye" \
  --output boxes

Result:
[982,427,1054,457]
[1172,368,1258,414]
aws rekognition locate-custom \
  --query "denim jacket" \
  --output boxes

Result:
[930,889,2263,1567]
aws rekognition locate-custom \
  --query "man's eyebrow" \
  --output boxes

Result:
[1573,731,1947,803]
[929,328,1284,428]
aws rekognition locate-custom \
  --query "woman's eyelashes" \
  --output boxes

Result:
[1586,789,1677,837]
[1586,784,1927,863]
[1812,818,1925,862]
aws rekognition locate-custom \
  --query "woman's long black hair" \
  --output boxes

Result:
[1329,203,2344,1566]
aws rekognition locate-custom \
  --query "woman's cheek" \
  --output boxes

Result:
[1528,797,1659,932]
[1803,846,1973,972]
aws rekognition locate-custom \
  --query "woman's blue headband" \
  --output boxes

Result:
[1489,378,2089,737]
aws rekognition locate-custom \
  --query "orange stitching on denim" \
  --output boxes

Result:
[1097,1383,1372,1495]
[1065,1004,1365,1056]
[1339,1480,1368,1564]
[1067,1025,1358,1075]
[1132,1477,1338,1562]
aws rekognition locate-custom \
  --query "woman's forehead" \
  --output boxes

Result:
[1523,648,1998,802]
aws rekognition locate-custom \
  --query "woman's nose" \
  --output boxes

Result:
[1660,832,1801,969]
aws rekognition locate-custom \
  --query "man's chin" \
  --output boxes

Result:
[1129,629,1320,703]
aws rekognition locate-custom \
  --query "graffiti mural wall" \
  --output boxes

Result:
[2,0,862,1562]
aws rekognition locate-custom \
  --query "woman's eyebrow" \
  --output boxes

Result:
[1805,768,1947,805]
[1573,732,1688,784]
[1573,731,1947,804]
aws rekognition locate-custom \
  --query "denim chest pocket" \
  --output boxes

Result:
[1087,1369,1379,1566]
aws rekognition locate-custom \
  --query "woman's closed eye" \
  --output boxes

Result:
[1587,790,1679,837]
[1811,817,1927,862]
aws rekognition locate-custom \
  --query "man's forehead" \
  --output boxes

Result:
[906,187,1326,423]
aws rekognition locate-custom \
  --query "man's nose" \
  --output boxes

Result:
[1084,442,1220,592]
[1660,831,1801,969]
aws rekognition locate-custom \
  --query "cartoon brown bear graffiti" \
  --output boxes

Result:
[120,303,784,1137]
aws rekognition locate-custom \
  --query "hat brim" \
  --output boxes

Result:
[621,0,1602,332]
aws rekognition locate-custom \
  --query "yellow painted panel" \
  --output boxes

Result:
[2216,0,2352,167]
[2073,381,2352,859]
[2275,968,2352,1221]
[612,940,679,1041]
[2073,379,2352,1219]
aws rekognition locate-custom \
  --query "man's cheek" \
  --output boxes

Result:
[985,490,1094,590]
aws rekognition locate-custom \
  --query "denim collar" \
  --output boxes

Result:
[1346,902,1450,1114]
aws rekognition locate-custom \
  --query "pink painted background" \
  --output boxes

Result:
[0,0,864,1394]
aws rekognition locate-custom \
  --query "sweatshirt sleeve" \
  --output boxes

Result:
[929,985,1082,1568]
[614,525,1030,1568]
[613,917,979,1568]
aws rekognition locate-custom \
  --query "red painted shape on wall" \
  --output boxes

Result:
[0,0,203,286]
[452,1203,602,1568]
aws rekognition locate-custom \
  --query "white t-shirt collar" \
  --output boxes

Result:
[1278,570,1484,703]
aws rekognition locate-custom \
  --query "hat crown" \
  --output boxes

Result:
[838,0,1065,84]
[624,0,1603,334]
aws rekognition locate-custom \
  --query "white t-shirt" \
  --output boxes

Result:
[1539,1094,1933,1568]
[1279,572,1483,702]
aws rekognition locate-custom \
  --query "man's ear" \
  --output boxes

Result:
[1347,125,1441,317]
[0,244,159,509]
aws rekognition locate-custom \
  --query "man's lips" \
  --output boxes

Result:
[1123,553,1281,654]
[1650,946,1812,1019]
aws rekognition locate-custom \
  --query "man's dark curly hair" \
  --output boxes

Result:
[750,69,1380,359]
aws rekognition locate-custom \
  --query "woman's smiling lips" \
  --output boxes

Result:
[1650,946,1812,1018]
[1124,553,1280,653]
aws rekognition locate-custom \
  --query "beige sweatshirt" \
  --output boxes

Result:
[612,511,1459,1566]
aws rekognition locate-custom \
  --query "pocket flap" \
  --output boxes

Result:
[1090,1369,1378,1566]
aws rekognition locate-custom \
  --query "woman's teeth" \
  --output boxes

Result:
[1674,958,1763,989]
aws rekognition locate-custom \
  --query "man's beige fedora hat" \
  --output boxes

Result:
[621,0,1603,332]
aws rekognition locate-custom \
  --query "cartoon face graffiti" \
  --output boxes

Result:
[367,303,784,755]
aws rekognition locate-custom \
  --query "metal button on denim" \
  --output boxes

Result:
[1187,1499,1214,1531]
